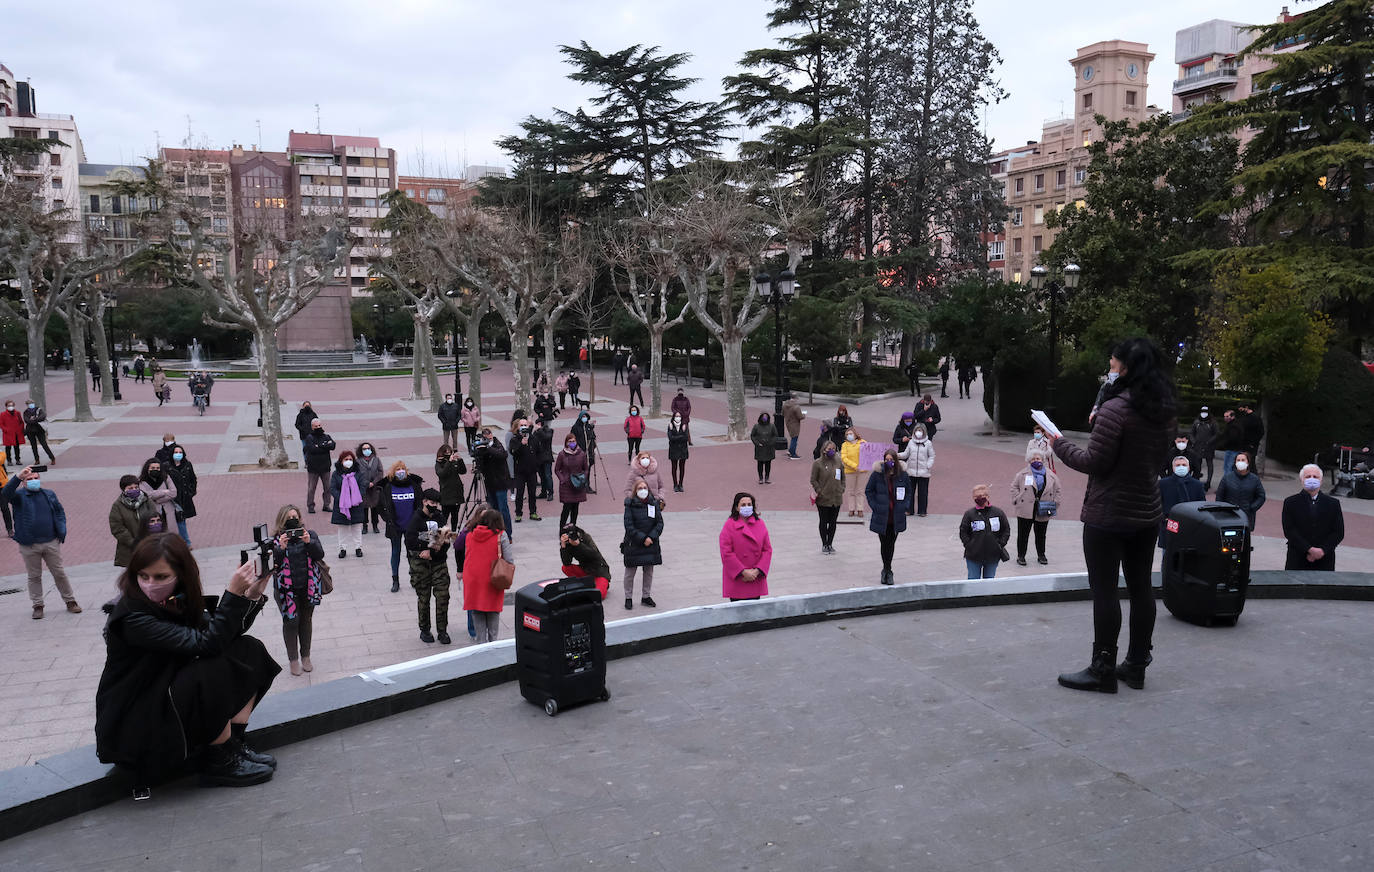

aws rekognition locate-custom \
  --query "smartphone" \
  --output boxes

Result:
[30,464,48,473]
[286,528,305,539]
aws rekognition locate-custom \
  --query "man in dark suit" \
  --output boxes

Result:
[1281,464,1344,571]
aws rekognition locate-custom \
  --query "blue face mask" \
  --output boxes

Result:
[173,452,183,462]
[363,448,373,457]
[26,479,41,491]
[630,410,638,417]
[395,470,408,481]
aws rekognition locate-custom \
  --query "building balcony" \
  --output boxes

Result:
[1173,68,1238,95]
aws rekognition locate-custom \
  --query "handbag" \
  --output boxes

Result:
[1037,500,1058,518]
[490,556,515,590]
[998,545,1011,563]
[314,558,334,595]
[570,472,588,491]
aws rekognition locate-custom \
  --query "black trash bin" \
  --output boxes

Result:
[1161,501,1252,627]
[514,577,609,716]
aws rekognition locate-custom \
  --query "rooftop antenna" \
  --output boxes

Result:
[315,104,321,134]
[154,129,161,152]
[185,114,193,147]
[255,118,262,150]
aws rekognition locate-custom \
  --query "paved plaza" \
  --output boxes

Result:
[2,362,1372,773]
[4,600,1373,871]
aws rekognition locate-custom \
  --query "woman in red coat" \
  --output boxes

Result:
[719,492,773,602]
[0,400,23,469]
[460,508,514,643]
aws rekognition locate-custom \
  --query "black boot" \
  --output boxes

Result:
[390,575,400,593]
[199,741,273,787]
[1116,653,1152,690]
[230,722,276,770]
[1058,646,1118,693]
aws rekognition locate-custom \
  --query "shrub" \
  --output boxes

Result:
[1267,348,1374,465]
[981,341,1100,433]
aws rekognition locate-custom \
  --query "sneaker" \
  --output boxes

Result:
[31,604,43,620]
[641,596,656,608]
[338,549,347,559]
[355,548,363,558]
[1016,556,1027,566]
[1038,555,1049,565]
[65,601,82,614]
[437,631,452,645]
[514,515,523,523]
[419,629,435,644]
[624,598,633,610]
[199,743,273,788]
[529,514,542,521]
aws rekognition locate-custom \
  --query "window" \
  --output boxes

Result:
[89,194,100,213]
[47,130,60,140]
[987,240,1004,260]
[347,176,363,186]
[1034,174,1044,192]
[189,174,209,187]
[1012,237,1023,254]
[1011,207,1023,226]
[1055,169,1066,188]
[348,197,363,206]
[1126,90,1137,107]
[299,174,313,185]
[52,199,64,210]
[1074,168,1087,184]
[1082,93,1093,110]
[1014,177,1024,195]
[426,188,445,203]
[405,188,415,198]
[1033,205,1044,225]
[1012,271,1022,283]
[14,128,38,139]
[1032,235,1042,253]
[346,156,362,166]
[351,276,367,286]
[49,152,61,166]
[51,177,63,190]
[1082,133,1092,147]
[212,217,228,232]
[1074,199,1086,209]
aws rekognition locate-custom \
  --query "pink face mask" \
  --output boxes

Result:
[139,577,178,603]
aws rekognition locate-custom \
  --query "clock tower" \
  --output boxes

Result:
[1071,40,1154,147]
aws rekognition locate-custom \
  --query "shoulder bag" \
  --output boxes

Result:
[490,555,515,590]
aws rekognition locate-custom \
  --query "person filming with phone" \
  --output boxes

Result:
[95,534,282,791]
[270,506,326,676]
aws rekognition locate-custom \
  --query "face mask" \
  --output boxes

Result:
[884,459,896,471]
[26,479,41,491]
[1304,477,1321,491]
[974,497,989,507]
[630,410,639,417]
[1105,372,1120,384]
[580,415,589,422]
[138,577,178,603]
[902,417,913,425]
[147,520,163,533]
[1175,441,1189,451]
[146,470,162,482]
[173,452,183,462]
[312,428,322,435]
[636,488,649,500]
[396,470,408,480]
[124,487,141,499]
[739,505,754,517]
[465,400,474,408]
[1034,432,1044,441]
[445,397,453,404]
[343,459,353,469]
[825,448,836,458]
[519,427,530,434]
[915,433,926,442]
[425,504,439,515]
[27,403,35,409]
[761,416,769,424]
[164,440,174,447]
[1234,461,1248,472]
[672,417,681,425]
[1200,412,1209,419]
[284,518,302,529]
[640,457,650,468]
[5,405,12,411]
[363,448,373,457]
[567,441,577,450]
[1030,461,1043,470]
[845,434,856,442]
[1174,466,1190,477]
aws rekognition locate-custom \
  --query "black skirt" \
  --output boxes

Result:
[169,635,281,748]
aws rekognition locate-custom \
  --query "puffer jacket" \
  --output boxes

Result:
[624,455,667,502]
[899,437,935,478]
[460,403,481,428]
[810,456,845,507]
[840,438,864,475]
[621,495,664,567]
[437,401,462,430]
[750,422,778,462]
[1052,390,1172,531]
[1215,470,1266,530]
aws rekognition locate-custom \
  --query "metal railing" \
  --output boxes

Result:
[1173,68,1239,93]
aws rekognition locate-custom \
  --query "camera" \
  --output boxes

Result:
[30,464,48,473]
[240,524,275,576]
[285,527,305,540]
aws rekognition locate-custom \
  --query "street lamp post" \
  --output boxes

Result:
[105,294,122,401]
[753,269,797,450]
[1028,263,1079,419]
[444,289,465,404]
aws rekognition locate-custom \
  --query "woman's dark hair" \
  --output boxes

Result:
[467,506,505,533]
[435,443,452,460]
[1109,337,1176,424]
[136,513,166,540]
[729,491,760,520]
[356,442,376,459]
[118,533,206,622]
[140,457,163,480]
[1235,451,1253,469]
[119,474,139,490]
[757,412,770,424]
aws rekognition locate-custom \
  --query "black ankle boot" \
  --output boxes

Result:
[1116,653,1152,690]
[230,722,277,770]
[199,741,273,787]
[1058,646,1118,693]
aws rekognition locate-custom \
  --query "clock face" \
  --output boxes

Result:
[1127,62,1139,79]
[1082,65,1094,82]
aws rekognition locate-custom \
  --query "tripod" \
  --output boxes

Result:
[457,470,488,528]
[587,441,616,496]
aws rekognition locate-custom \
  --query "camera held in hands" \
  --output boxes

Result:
[240,524,275,577]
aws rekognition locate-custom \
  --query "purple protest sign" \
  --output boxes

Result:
[858,441,894,471]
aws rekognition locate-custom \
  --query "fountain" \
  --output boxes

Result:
[189,338,204,370]
[353,334,370,364]
[249,337,260,364]
[380,348,395,368]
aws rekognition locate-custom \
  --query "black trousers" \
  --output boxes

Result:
[28,431,54,464]
[757,460,772,481]
[1082,524,1157,660]
[560,502,580,528]
[911,476,929,515]
[1016,516,1048,559]
[441,504,461,530]
[878,530,898,570]
[513,473,539,516]
[629,386,644,406]
[626,437,642,460]
[670,458,686,487]
[817,504,840,548]
[464,426,478,452]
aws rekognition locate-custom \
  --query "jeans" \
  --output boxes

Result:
[487,488,513,537]
[788,436,799,457]
[27,431,55,464]
[1082,524,1157,659]
[539,462,554,498]
[389,537,402,579]
[176,516,191,545]
[817,505,840,548]
[966,559,999,579]
[1222,450,1239,478]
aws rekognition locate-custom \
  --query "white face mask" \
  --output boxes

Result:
[1303,477,1321,491]
[343,460,353,469]
[1105,372,1120,384]
[1176,442,1187,451]
[739,505,754,517]
[640,458,650,468]
[1200,412,1209,419]
[1174,466,1190,477]
[1234,461,1249,472]
[164,440,174,447]
[636,488,649,500]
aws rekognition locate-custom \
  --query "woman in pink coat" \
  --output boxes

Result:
[719,492,772,601]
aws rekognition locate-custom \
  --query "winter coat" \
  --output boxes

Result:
[140,475,178,520]
[839,438,864,475]
[293,407,318,442]
[865,464,911,535]
[303,430,336,474]
[404,507,453,560]
[474,440,510,491]
[624,455,667,502]
[329,465,366,525]
[667,425,690,461]
[892,421,917,449]
[95,590,267,772]
[1051,390,1173,532]
[22,405,46,436]
[0,409,23,445]
[357,453,384,508]
[960,505,1011,563]
[152,370,167,392]
[555,374,569,393]
[1215,419,1246,452]
[622,496,664,567]
[670,394,692,423]
[165,457,198,519]
[1189,417,1218,453]
[435,457,466,505]
[832,413,854,437]
[914,400,941,437]
[1161,443,1202,479]
[1009,465,1063,521]
[554,447,590,504]
[460,403,481,428]
[3,477,66,545]
[1240,411,1264,454]
[460,524,512,613]
[271,532,326,619]
[571,416,596,452]
[533,424,555,465]
[720,515,772,599]
[511,431,541,475]
[109,494,156,567]
[627,369,644,391]
[567,374,581,394]
[1215,470,1266,530]
[624,414,646,438]
[1159,473,1207,538]
[810,456,845,507]
[437,401,462,430]
[560,532,610,582]
[750,422,777,462]
[380,475,425,541]
[899,437,935,479]
[782,400,804,438]
[1281,491,1344,571]
[1024,435,1054,466]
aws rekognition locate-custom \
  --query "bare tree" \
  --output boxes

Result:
[566,283,618,404]
[440,289,489,407]
[606,217,692,417]
[538,230,594,378]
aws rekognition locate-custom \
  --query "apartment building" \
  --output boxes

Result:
[1,61,86,243]
[398,174,478,218]
[159,147,234,274]
[999,40,1157,283]
[78,163,148,257]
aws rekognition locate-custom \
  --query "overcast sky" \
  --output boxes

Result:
[5,0,1272,174]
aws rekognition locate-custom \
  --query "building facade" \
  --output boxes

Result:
[398,174,477,218]
[2,61,86,244]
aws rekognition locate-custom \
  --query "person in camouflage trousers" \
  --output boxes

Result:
[404,489,453,645]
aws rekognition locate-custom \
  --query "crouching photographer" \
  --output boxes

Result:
[269,506,327,676]
[95,534,281,794]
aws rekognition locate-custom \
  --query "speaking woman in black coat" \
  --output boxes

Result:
[95,534,281,788]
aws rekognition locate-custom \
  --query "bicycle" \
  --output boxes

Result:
[192,391,208,416]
